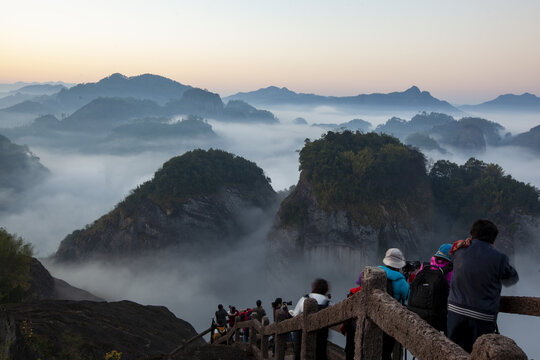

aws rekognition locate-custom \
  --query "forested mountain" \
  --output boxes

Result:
[461,93,540,112]
[311,118,372,132]
[61,97,163,132]
[505,125,540,153]
[0,134,49,199]
[376,112,510,155]
[54,149,277,262]
[268,131,540,274]
[51,73,191,112]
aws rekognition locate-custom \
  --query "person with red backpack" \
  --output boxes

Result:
[238,308,253,342]
[340,278,362,360]
[407,244,453,333]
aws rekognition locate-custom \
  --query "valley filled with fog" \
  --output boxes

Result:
[1,83,539,356]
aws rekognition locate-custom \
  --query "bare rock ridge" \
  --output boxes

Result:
[24,257,102,302]
[0,300,204,360]
[54,149,277,262]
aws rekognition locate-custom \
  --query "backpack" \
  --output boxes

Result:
[407,264,452,331]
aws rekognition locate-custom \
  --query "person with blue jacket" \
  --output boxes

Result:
[379,248,409,360]
[447,219,518,353]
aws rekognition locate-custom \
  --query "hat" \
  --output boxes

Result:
[434,244,452,262]
[382,248,406,269]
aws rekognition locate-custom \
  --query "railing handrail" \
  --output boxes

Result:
[201,266,536,360]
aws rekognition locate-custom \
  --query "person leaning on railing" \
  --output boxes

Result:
[289,278,331,360]
[447,219,519,353]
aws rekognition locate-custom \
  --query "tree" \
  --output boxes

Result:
[0,228,33,303]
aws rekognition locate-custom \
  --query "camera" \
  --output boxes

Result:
[284,301,293,306]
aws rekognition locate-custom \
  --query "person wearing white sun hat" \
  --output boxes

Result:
[379,248,409,360]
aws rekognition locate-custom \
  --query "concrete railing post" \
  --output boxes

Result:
[301,297,318,360]
[471,334,527,360]
[234,316,241,343]
[354,266,386,360]
[250,311,258,348]
[261,316,270,359]
[275,309,287,360]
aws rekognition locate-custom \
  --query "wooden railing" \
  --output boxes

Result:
[171,266,540,360]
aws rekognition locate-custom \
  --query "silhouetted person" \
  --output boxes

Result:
[254,299,267,321]
[215,304,228,327]
[447,219,518,353]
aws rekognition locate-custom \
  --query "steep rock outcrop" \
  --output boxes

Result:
[268,177,430,275]
[0,300,203,360]
[23,258,101,302]
[55,149,276,262]
[267,132,433,274]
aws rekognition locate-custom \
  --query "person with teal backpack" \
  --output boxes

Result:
[379,248,409,360]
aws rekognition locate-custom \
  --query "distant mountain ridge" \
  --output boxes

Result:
[50,73,192,112]
[460,93,540,112]
[226,85,462,114]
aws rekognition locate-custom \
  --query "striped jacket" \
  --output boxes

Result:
[448,239,518,322]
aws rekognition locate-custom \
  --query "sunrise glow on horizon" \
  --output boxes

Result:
[1,0,539,104]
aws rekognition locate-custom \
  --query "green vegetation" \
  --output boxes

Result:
[279,131,540,234]
[281,131,431,226]
[119,149,271,216]
[430,158,540,227]
[0,228,33,303]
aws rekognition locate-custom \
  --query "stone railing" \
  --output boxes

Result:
[177,266,539,360]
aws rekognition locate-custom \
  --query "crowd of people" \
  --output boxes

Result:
[211,219,519,359]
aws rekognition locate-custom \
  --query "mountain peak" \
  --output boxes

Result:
[405,85,421,94]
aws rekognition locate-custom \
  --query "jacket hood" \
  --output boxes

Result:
[379,266,406,281]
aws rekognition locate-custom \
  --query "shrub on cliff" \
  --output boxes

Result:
[0,228,33,303]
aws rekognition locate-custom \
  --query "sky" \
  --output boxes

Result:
[1,0,540,104]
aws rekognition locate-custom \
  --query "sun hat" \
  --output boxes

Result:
[382,248,406,269]
[434,243,452,262]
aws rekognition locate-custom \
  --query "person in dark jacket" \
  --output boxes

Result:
[253,299,267,321]
[447,219,519,353]
[215,304,228,327]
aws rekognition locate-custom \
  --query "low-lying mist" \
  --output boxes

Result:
[0,108,538,356]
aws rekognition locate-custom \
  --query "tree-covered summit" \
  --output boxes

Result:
[280,131,431,227]
[120,149,274,215]
[299,131,430,208]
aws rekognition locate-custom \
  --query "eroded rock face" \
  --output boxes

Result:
[0,300,203,360]
[267,178,431,275]
[56,186,276,262]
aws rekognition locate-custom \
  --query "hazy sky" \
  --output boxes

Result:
[1,0,540,103]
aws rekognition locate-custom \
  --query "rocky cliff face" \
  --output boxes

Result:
[56,187,275,262]
[23,258,101,302]
[0,300,203,360]
[55,149,277,262]
[267,177,431,276]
